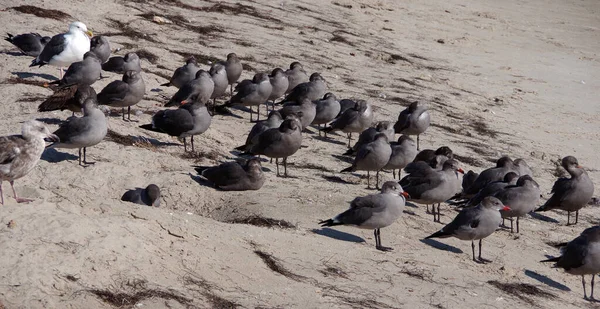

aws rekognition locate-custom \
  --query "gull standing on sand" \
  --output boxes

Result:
[47,51,101,88]
[5,32,51,57]
[196,158,265,191]
[121,184,161,207]
[425,196,510,263]
[267,68,289,111]
[383,135,418,179]
[218,53,242,95]
[30,22,93,78]
[0,120,58,205]
[98,70,146,121]
[535,156,594,225]
[319,181,409,251]
[102,52,142,74]
[226,72,272,122]
[235,111,283,152]
[494,175,540,233]
[413,146,453,164]
[341,133,392,189]
[541,226,600,301]
[393,101,430,150]
[161,57,200,88]
[401,159,464,222]
[166,70,214,107]
[89,36,111,63]
[285,61,309,94]
[50,98,107,166]
[140,101,212,152]
[323,100,373,147]
[245,117,303,177]
[312,93,340,136]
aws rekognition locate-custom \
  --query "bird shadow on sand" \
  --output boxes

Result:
[312,135,347,146]
[214,105,251,120]
[529,212,560,223]
[420,239,463,254]
[12,71,58,81]
[36,117,64,125]
[524,270,571,291]
[321,175,356,185]
[41,148,78,163]
[1,51,25,57]
[405,201,419,209]
[189,173,215,189]
[312,228,365,243]
[331,154,354,164]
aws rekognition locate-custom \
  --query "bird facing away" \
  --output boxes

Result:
[312,93,340,136]
[102,52,142,74]
[320,181,409,251]
[393,101,430,150]
[140,101,212,152]
[0,120,59,205]
[166,70,214,108]
[383,135,418,180]
[323,100,373,147]
[285,61,309,94]
[219,53,243,95]
[121,184,161,207]
[246,117,303,177]
[50,98,108,166]
[267,68,289,111]
[535,156,594,225]
[30,22,93,78]
[161,56,200,88]
[235,111,283,152]
[401,159,464,222]
[196,158,265,191]
[97,70,146,121]
[282,72,327,103]
[541,226,600,301]
[47,51,102,88]
[463,156,518,197]
[226,72,273,122]
[494,175,540,233]
[341,133,392,190]
[209,62,229,104]
[425,196,510,263]
[278,98,316,130]
[38,84,97,115]
[89,36,111,63]
[5,32,51,57]
[463,172,518,208]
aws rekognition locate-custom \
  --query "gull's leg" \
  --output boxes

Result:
[10,181,32,203]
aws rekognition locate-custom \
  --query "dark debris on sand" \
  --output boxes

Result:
[10,5,72,20]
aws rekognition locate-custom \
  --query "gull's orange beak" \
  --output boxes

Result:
[401,191,410,198]
[86,30,93,38]
[502,206,511,211]
[457,168,465,174]
[577,165,583,168]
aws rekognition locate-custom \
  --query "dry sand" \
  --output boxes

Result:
[0,0,599,308]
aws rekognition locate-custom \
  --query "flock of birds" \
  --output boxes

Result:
[2,21,599,301]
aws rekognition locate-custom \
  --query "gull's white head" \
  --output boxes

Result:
[69,21,93,38]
